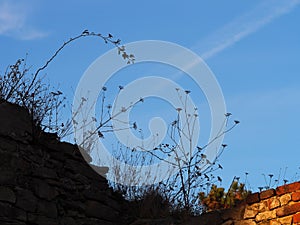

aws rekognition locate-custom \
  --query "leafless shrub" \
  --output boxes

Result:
[0,30,133,140]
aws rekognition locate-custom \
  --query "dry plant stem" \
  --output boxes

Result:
[4,30,239,213]
[1,30,134,140]
[77,98,142,147]
[26,31,134,95]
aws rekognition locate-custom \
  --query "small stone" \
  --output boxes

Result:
[268,197,280,210]
[279,193,291,206]
[0,171,16,185]
[292,191,300,201]
[28,214,58,225]
[249,202,268,212]
[0,202,27,221]
[244,202,269,219]
[60,217,76,225]
[276,202,300,217]
[278,215,293,224]
[293,212,300,223]
[37,200,58,218]
[0,186,16,203]
[15,189,38,212]
[246,192,260,204]
[32,167,58,179]
[244,208,258,219]
[33,179,58,200]
[260,189,275,200]
[258,201,268,212]
[276,181,300,196]
[255,210,276,222]
[270,220,281,225]
[257,221,270,225]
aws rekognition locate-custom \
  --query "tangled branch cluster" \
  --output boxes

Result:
[0,30,133,139]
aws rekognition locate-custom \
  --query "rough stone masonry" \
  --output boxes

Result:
[0,102,126,225]
[1,101,300,225]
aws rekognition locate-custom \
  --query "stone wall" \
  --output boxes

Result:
[243,182,300,225]
[180,181,300,225]
[1,102,300,225]
[0,102,126,225]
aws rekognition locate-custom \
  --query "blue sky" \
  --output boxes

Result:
[1,0,300,190]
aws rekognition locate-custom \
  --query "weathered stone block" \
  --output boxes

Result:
[235,220,256,225]
[0,151,14,169]
[244,208,258,219]
[32,178,58,200]
[276,182,300,196]
[246,192,260,204]
[37,200,58,218]
[0,202,27,221]
[257,221,270,225]
[247,201,268,213]
[260,189,275,200]
[0,186,16,203]
[28,214,58,225]
[292,191,300,201]
[270,220,281,225]
[268,197,281,210]
[278,215,293,224]
[259,201,269,212]
[294,212,300,223]
[244,201,269,219]
[59,199,86,213]
[32,167,58,179]
[15,158,32,175]
[255,210,276,222]
[15,188,38,212]
[60,217,76,225]
[85,200,119,221]
[0,170,16,185]
[276,202,300,217]
[279,193,291,206]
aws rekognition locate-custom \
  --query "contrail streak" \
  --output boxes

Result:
[197,0,300,60]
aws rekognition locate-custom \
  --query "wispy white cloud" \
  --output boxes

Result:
[0,1,48,40]
[0,1,24,33]
[197,0,300,60]
[16,27,49,40]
